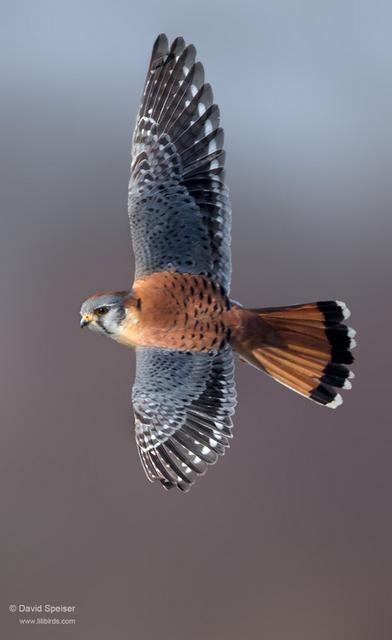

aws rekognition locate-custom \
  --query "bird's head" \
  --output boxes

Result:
[80,291,133,338]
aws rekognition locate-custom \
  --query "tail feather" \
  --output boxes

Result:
[237,301,355,408]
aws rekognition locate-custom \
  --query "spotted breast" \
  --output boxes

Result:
[119,271,243,352]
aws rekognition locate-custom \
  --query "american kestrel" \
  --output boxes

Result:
[80,34,356,492]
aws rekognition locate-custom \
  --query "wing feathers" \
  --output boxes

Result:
[129,34,232,292]
[133,346,236,491]
[166,83,214,141]
[157,46,197,128]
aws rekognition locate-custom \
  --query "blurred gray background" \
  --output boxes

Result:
[1,1,391,638]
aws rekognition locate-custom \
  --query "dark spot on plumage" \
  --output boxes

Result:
[317,301,344,326]
[330,348,354,364]
[220,339,226,349]
[326,326,351,350]
[320,367,349,387]
[180,284,185,292]
[199,333,204,340]
[213,303,219,312]
[323,362,349,379]
[215,323,219,333]
[211,337,218,347]
[190,286,195,296]
[207,294,212,305]
[226,327,232,342]
[194,320,199,329]
[199,291,204,301]
[211,281,216,292]
[191,333,195,339]
[184,312,189,325]
[135,298,142,310]
[194,308,198,318]
[310,384,337,405]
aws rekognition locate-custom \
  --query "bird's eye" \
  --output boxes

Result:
[95,306,109,316]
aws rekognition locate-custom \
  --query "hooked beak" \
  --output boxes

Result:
[80,314,92,328]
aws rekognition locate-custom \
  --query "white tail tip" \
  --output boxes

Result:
[336,301,351,320]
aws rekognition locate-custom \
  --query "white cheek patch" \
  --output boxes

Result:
[88,321,102,334]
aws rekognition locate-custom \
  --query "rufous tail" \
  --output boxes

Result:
[236,301,356,408]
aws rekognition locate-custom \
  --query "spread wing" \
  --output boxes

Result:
[132,345,236,491]
[128,34,232,294]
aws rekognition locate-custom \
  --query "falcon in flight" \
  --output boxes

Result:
[80,34,356,492]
